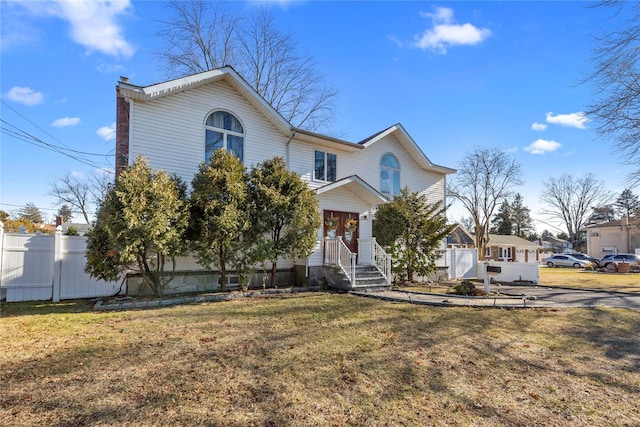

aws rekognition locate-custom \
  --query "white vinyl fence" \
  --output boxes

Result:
[0,223,120,302]
[438,248,478,279]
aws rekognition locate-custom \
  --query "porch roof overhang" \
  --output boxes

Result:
[315,175,388,206]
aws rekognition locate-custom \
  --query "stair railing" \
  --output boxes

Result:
[324,237,356,287]
[370,238,392,285]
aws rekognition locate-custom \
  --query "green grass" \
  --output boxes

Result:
[1,293,639,426]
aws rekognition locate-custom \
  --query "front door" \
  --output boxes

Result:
[324,210,359,254]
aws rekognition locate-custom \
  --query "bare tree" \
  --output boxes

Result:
[584,2,640,183]
[156,1,337,131]
[49,171,111,224]
[448,147,523,259]
[156,1,239,74]
[539,174,611,248]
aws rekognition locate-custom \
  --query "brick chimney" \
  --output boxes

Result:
[115,84,130,177]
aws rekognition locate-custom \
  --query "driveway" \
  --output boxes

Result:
[353,284,640,310]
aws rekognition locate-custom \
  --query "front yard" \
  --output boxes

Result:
[538,266,640,293]
[1,293,639,426]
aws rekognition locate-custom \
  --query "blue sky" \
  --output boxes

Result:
[1,1,635,232]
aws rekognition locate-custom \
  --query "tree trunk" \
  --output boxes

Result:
[270,261,277,287]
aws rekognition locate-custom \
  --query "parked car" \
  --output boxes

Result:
[542,254,592,268]
[567,253,601,268]
[600,253,640,271]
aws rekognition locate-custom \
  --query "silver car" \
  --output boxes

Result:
[542,254,592,268]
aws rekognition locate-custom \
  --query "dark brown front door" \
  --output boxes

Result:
[324,210,359,254]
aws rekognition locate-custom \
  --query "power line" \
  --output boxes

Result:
[0,202,59,213]
[1,119,114,171]
[1,100,111,155]
[0,100,115,172]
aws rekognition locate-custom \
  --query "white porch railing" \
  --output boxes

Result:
[358,237,392,285]
[324,237,356,287]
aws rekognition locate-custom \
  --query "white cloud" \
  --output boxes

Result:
[531,122,547,131]
[51,117,80,127]
[5,86,44,106]
[13,0,134,58]
[96,122,116,141]
[414,7,491,53]
[545,112,587,129]
[524,139,561,155]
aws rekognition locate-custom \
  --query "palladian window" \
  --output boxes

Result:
[205,111,244,163]
[380,153,400,196]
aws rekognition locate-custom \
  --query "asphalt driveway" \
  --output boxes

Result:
[353,284,640,310]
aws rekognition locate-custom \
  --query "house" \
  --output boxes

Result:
[115,66,455,292]
[446,225,475,248]
[586,216,640,257]
[447,225,541,263]
[539,236,573,254]
[483,234,541,263]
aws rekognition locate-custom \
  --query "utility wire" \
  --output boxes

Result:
[1,119,114,171]
[1,100,111,155]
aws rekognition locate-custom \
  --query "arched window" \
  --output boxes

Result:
[205,111,244,163]
[380,153,400,196]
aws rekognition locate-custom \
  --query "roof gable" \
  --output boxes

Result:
[359,124,455,175]
[117,66,292,136]
[315,175,388,206]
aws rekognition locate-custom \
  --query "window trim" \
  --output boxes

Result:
[204,109,245,163]
[313,149,337,182]
[380,153,400,196]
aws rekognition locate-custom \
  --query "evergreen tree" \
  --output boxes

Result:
[18,202,44,224]
[189,149,250,291]
[249,157,321,287]
[85,156,189,297]
[587,205,616,225]
[614,188,640,218]
[491,199,513,235]
[511,193,535,238]
[373,188,455,282]
[57,204,74,223]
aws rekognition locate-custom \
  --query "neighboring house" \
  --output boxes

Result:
[446,225,475,248]
[484,234,541,263]
[539,236,573,254]
[115,66,455,291]
[446,226,541,263]
[586,216,640,257]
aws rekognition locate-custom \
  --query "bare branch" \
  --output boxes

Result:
[539,173,611,248]
[448,147,523,259]
[155,2,337,132]
[584,2,640,184]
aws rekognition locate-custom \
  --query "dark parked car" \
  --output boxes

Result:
[567,253,601,268]
[542,254,592,268]
[600,253,640,271]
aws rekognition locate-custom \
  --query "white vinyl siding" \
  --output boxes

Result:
[288,133,445,204]
[128,80,288,186]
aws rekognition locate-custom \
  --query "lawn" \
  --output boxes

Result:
[1,293,639,426]
[539,267,640,293]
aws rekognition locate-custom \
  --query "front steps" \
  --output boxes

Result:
[323,265,390,292]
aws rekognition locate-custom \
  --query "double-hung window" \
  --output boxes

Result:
[314,150,336,182]
[380,153,400,196]
[205,111,244,163]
